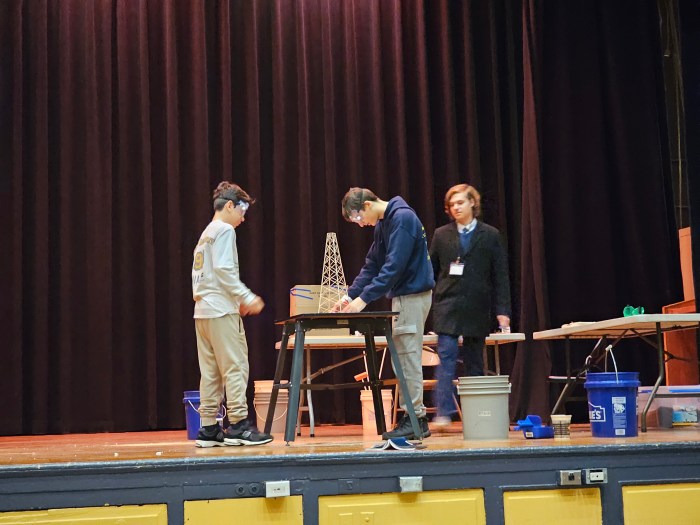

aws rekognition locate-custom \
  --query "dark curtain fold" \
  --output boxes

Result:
[538,1,682,394]
[0,0,682,435]
[508,0,683,421]
[680,0,700,306]
[509,0,551,420]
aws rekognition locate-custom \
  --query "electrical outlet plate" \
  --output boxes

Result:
[584,468,608,484]
[558,470,582,486]
[265,480,291,498]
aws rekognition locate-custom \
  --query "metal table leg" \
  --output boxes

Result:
[551,337,574,415]
[265,324,290,435]
[363,326,386,434]
[495,341,501,375]
[298,345,315,437]
[641,322,665,433]
[283,321,305,444]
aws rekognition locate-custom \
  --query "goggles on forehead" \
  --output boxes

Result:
[347,209,362,222]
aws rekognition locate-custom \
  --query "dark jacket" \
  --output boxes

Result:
[430,221,511,337]
[348,197,435,304]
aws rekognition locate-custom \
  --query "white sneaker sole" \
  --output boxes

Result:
[224,437,273,446]
[195,440,228,448]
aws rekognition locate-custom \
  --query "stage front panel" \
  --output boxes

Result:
[318,489,486,525]
[0,504,167,524]
[503,488,602,525]
[184,496,303,524]
[622,483,700,525]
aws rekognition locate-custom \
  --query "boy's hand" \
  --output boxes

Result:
[496,315,510,333]
[342,297,366,313]
[331,295,351,312]
[240,296,265,316]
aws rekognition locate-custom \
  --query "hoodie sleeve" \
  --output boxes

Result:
[357,223,414,304]
[211,227,257,305]
[347,239,381,299]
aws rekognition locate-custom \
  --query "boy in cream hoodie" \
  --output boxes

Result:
[192,181,272,447]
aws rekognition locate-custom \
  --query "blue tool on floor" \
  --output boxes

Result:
[514,415,554,439]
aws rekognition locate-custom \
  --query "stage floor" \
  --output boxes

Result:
[2,422,700,467]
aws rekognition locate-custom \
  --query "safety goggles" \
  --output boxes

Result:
[347,209,362,222]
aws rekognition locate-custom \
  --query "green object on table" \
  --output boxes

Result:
[623,305,645,317]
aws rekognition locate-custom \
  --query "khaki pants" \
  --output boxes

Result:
[391,290,433,418]
[195,314,249,426]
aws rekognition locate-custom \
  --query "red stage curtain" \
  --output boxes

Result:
[0,0,681,434]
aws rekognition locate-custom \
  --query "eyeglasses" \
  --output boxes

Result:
[236,201,249,215]
[223,199,249,215]
[347,209,362,222]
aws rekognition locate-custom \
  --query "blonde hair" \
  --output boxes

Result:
[444,183,481,218]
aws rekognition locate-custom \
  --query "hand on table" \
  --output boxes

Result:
[331,295,351,312]
[342,297,367,313]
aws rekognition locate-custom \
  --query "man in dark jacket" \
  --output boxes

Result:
[333,188,435,439]
[430,184,511,427]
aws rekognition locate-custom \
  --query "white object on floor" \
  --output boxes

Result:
[432,416,452,428]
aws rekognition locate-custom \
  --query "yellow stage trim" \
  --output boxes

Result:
[503,488,602,525]
[185,496,303,523]
[623,483,700,525]
[318,489,485,525]
[0,504,167,524]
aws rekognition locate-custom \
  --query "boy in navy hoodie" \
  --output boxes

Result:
[333,188,435,439]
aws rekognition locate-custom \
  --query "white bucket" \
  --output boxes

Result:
[458,376,511,440]
[360,389,393,435]
[254,380,289,434]
[458,375,510,385]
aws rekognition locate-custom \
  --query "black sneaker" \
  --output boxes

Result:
[224,419,274,446]
[195,423,227,448]
[382,414,431,440]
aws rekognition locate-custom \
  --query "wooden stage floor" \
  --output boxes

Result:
[2,422,700,467]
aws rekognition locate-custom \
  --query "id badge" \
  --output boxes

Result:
[449,262,464,276]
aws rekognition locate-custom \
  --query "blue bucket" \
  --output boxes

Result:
[183,390,201,440]
[584,372,640,437]
[182,390,226,440]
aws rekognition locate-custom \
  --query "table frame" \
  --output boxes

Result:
[533,314,700,432]
[265,312,422,444]
[274,332,526,436]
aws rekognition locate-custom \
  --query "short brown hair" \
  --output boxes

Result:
[212,181,255,211]
[444,183,481,218]
[341,187,378,222]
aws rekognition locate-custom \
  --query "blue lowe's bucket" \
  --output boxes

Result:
[183,390,202,440]
[182,390,226,440]
[584,372,640,437]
